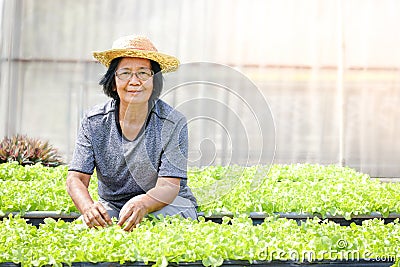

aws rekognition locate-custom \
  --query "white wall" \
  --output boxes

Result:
[1,0,399,177]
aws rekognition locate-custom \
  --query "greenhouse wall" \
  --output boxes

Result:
[0,0,399,178]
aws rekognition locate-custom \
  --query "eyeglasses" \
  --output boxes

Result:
[115,68,154,81]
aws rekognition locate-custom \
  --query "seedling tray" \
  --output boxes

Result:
[1,211,400,226]
[199,212,400,225]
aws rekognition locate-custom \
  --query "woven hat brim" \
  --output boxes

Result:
[93,49,179,72]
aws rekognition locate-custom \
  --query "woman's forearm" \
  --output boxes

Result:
[144,177,180,213]
[67,171,112,227]
[66,172,94,214]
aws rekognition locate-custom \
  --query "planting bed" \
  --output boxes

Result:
[0,216,398,267]
[1,163,400,220]
[1,163,399,266]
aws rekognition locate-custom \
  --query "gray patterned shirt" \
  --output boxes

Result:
[69,99,197,209]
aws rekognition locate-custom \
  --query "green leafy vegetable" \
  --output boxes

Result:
[188,164,400,218]
[1,163,400,218]
[0,163,98,214]
[0,215,398,267]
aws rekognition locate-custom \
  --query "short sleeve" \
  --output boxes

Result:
[68,115,95,174]
[158,117,188,179]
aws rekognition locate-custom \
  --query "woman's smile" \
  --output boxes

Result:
[127,88,143,93]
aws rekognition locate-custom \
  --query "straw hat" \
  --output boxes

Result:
[93,35,179,72]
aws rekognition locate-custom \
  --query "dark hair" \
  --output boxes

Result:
[99,57,163,101]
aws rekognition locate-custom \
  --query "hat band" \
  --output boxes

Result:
[115,46,157,52]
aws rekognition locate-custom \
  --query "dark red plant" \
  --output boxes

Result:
[0,134,64,167]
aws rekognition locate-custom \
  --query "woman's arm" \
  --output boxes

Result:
[66,171,112,227]
[117,177,180,231]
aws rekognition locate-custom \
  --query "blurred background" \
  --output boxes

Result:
[0,0,399,178]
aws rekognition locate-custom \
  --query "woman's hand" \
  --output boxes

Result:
[66,171,112,228]
[117,177,181,231]
[82,201,113,228]
[117,195,149,231]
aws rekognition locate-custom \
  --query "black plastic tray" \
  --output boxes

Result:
[0,211,80,226]
[199,212,400,226]
[1,211,400,226]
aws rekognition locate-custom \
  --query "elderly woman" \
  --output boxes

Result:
[66,35,197,231]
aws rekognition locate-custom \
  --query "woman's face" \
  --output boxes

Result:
[115,57,153,106]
